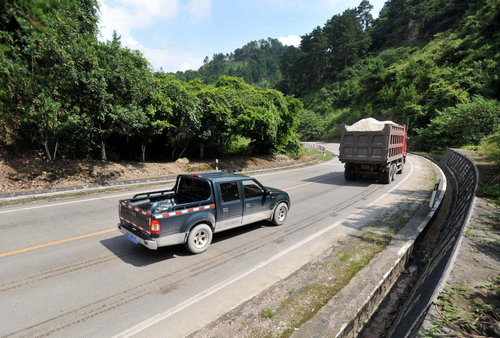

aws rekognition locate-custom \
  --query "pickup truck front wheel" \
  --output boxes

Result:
[272,202,288,226]
[186,223,213,254]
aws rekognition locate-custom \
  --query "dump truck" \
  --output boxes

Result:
[339,118,407,184]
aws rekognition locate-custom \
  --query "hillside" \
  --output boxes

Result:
[175,38,287,89]
[177,0,500,151]
[0,0,498,163]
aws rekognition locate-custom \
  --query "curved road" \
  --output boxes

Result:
[0,144,433,337]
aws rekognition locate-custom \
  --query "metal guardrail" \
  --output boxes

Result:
[301,142,326,152]
[388,149,479,337]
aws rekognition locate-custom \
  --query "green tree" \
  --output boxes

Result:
[2,0,99,159]
[323,8,371,74]
[155,73,200,159]
[84,35,154,161]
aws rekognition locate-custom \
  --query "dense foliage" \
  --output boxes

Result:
[284,0,499,151]
[1,0,498,162]
[0,2,300,161]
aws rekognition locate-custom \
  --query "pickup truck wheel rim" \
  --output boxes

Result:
[277,205,287,221]
[194,230,208,248]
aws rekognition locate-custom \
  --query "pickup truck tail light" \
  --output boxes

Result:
[150,219,161,235]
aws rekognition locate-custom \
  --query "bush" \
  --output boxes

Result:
[478,129,500,166]
[414,96,500,150]
[226,135,252,155]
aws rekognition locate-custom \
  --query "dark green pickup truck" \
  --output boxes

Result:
[118,172,290,254]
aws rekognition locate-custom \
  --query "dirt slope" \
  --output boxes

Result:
[0,146,307,193]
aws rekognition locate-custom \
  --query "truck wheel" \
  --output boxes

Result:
[344,167,356,181]
[186,223,212,254]
[379,170,390,184]
[391,163,397,181]
[272,202,288,226]
[397,163,404,174]
[344,168,351,181]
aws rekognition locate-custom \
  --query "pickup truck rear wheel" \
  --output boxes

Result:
[272,202,288,225]
[186,223,212,254]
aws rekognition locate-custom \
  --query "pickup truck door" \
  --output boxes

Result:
[242,179,272,224]
[215,181,243,231]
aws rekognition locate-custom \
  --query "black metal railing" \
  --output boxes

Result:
[388,149,479,337]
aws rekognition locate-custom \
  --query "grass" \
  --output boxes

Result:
[278,231,392,337]
[259,307,276,319]
[423,278,500,337]
[298,147,334,163]
[414,150,446,162]
[370,202,416,235]
[477,181,500,206]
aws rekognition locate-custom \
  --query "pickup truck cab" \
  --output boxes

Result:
[118,172,290,254]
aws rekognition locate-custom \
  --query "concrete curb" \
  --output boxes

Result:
[0,160,314,203]
[292,155,447,338]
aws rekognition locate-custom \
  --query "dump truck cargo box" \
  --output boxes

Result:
[339,118,407,165]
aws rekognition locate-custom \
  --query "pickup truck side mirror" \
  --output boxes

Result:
[265,189,271,195]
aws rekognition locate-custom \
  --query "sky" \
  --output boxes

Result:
[98,0,387,73]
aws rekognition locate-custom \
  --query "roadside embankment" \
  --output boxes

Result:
[0,148,332,204]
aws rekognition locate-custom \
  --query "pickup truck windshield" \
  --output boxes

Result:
[176,176,211,201]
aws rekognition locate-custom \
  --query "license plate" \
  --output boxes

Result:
[126,234,138,244]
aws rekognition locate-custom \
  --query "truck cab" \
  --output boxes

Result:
[118,173,290,254]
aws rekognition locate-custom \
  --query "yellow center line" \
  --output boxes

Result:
[283,182,315,191]
[1,174,339,258]
[0,228,116,258]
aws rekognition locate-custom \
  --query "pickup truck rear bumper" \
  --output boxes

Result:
[118,223,187,250]
[118,224,159,250]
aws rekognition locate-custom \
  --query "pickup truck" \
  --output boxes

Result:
[118,172,290,254]
[339,118,407,184]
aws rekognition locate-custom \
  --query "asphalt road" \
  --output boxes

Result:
[0,144,426,337]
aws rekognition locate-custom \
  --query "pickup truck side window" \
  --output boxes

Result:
[243,180,265,198]
[177,177,211,201]
[220,182,240,202]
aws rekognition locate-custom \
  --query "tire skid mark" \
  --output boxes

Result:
[1,255,119,292]
[4,223,288,338]
[0,248,143,292]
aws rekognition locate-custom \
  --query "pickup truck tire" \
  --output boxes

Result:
[272,202,288,226]
[186,223,212,254]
